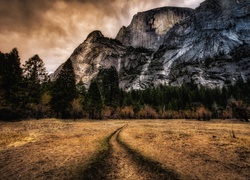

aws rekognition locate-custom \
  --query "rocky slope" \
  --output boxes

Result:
[116,7,193,51]
[50,30,153,89]
[141,0,250,88]
[52,0,250,90]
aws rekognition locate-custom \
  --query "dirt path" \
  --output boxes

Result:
[82,126,178,179]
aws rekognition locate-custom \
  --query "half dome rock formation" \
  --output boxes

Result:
[144,0,250,88]
[52,0,250,91]
[116,7,193,51]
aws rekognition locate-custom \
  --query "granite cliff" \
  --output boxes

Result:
[52,0,250,90]
[116,7,193,51]
[145,0,250,88]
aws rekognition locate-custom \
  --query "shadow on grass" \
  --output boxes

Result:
[76,126,124,180]
[117,132,180,180]
[76,125,180,179]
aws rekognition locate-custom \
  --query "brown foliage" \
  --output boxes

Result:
[102,106,112,118]
[228,99,249,121]
[137,105,158,119]
[116,106,135,119]
[194,106,212,120]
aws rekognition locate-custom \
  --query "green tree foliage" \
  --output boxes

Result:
[51,59,76,119]
[96,67,120,108]
[0,47,250,121]
[0,48,24,120]
[88,80,104,119]
[119,81,250,120]
[76,80,87,99]
[23,55,48,102]
[0,48,22,92]
[23,55,48,84]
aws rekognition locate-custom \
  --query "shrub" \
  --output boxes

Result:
[136,105,158,119]
[195,106,212,120]
[117,106,134,119]
[102,106,112,119]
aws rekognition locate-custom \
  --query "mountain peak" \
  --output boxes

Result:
[52,0,250,91]
[86,30,104,43]
[116,6,193,50]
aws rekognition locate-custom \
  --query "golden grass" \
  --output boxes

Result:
[0,119,125,179]
[1,119,249,179]
[120,120,250,180]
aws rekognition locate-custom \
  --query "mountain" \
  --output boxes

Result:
[52,0,250,90]
[141,0,250,88]
[50,30,154,90]
[116,7,193,51]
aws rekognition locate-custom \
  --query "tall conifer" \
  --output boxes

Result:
[51,59,76,119]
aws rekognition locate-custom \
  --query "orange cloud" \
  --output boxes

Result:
[0,0,203,72]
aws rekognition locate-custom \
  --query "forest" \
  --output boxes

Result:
[0,48,250,121]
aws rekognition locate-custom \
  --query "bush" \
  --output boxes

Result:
[102,106,112,119]
[117,106,134,119]
[195,106,212,120]
[136,105,158,119]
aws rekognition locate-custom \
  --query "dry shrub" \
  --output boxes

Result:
[137,105,158,119]
[117,106,134,119]
[228,99,249,121]
[71,98,83,120]
[182,110,193,119]
[158,110,169,119]
[222,108,233,119]
[159,110,186,119]
[172,111,182,119]
[102,106,112,118]
[195,106,212,120]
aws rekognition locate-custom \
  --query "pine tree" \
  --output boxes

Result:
[88,80,103,119]
[23,55,48,104]
[22,55,49,118]
[23,55,48,85]
[97,67,119,108]
[51,59,76,119]
[0,48,24,120]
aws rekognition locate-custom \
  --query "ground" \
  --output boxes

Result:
[0,119,249,179]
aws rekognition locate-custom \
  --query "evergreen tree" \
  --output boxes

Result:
[23,55,48,85]
[88,80,103,119]
[0,48,24,120]
[22,55,49,118]
[51,59,76,119]
[23,55,48,104]
[97,67,120,108]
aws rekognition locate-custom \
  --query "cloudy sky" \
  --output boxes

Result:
[0,0,203,72]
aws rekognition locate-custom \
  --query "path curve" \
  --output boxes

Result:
[82,125,178,179]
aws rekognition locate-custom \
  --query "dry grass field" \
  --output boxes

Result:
[0,119,124,179]
[0,119,249,179]
[120,120,250,180]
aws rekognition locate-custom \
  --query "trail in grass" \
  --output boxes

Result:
[82,126,177,179]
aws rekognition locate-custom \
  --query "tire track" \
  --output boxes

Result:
[81,125,178,179]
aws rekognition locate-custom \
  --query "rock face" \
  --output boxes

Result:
[116,7,193,51]
[52,0,250,90]
[51,30,153,89]
[142,0,250,88]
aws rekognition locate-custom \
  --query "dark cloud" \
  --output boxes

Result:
[0,0,203,72]
[0,0,51,33]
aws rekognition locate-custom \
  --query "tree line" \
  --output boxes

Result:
[0,48,250,121]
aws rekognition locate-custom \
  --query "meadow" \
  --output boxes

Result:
[0,119,249,179]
